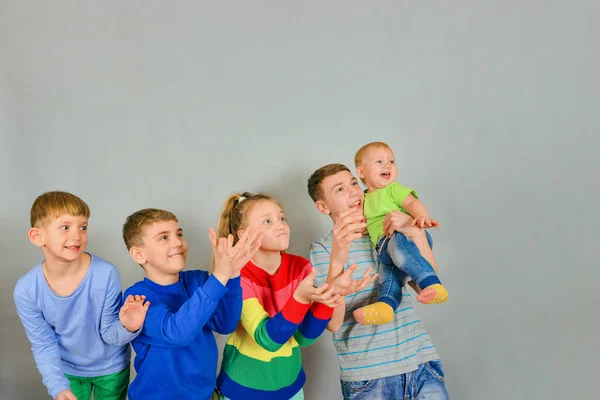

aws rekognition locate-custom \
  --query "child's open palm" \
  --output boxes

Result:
[230,228,262,276]
[119,294,150,333]
[330,264,378,296]
[294,268,343,308]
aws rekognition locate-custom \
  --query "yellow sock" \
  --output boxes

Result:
[353,302,395,325]
[419,284,449,304]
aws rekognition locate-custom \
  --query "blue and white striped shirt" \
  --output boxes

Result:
[310,233,439,382]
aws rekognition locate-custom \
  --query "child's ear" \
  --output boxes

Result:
[356,166,365,180]
[236,229,245,240]
[28,227,44,247]
[129,246,146,265]
[315,200,330,216]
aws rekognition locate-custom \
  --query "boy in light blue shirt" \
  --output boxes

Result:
[14,191,149,400]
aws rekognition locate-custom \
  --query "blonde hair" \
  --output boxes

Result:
[307,164,351,202]
[122,208,178,250]
[354,141,392,185]
[30,191,90,228]
[216,192,279,245]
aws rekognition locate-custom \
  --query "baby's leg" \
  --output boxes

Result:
[353,260,403,325]
[388,231,448,304]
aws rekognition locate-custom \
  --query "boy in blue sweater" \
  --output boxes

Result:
[122,208,261,400]
[14,191,150,400]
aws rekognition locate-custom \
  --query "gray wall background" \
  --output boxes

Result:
[1,1,598,399]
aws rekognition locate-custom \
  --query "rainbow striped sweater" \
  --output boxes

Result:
[217,253,334,400]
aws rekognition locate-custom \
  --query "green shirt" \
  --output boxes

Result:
[363,182,418,246]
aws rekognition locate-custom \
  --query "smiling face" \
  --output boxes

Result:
[356,145,398,192]
[316,170,365,222]
[32,214,89,264]
[130,220,189,284]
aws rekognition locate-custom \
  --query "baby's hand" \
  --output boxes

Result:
[56,389,78,400]
[411,216,439,229]
[119,295,151,333]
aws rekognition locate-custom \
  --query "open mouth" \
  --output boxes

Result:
[380,172,391,179]
[65,245,80,251]
[349,200,362,209]
[168,253,184,259]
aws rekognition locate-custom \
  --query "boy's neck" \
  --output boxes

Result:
[144,266,181,286]
[42,252,90,278]
[41,253,91,296]
[251,250,282,275]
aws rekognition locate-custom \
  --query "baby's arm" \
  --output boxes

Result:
[130,274,229,347]
[100,267,147,346]
[402,194,439,229]
[13,286,71,399]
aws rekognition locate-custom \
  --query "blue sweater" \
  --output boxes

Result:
[124,271,242,400]
[13,254,138,399]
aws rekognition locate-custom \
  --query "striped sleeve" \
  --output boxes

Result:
[309,241,332,288]
[240,278,311,353]
[293,302,333,346]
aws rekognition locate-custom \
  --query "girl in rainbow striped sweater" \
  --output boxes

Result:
[215,192,375,400]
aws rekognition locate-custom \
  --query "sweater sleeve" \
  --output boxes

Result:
[14,282,70,399]
[129,274,228,347]
[293,302,334,347]
[99,266,140,346]
[240,277,311,353]
[206,276,243,334]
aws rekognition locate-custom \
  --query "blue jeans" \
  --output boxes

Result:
[340,361,449,400]
[378,230,440,310]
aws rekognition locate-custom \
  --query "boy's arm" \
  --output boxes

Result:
[13,286,71,399]
[99,267,142,346]
[239,277,312,353]
[132,273,229,347]
[206,276,243,334]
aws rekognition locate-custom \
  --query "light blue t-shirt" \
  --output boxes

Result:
[13,253,138,399]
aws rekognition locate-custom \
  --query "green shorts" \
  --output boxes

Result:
[64,364,130,400]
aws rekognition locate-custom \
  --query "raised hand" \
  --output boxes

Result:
[293,268,343,308]
[331,208,367,266]
[209,229,236,284]
[119,294,151,333]
[330,264,378,296]
[230,228,262,277]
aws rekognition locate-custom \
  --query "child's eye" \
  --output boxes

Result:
[337,187,344,192]
[375,160,383,164]
[60,226,69,230]
[80,226,87,231]
[160,235,168,240]
[352,181,359,186]
[264,219,271,224]
[389,160,395,164]
[177,232,183,238]
[279,216,287,222]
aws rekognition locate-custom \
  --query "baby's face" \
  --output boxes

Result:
[358,146,398,191]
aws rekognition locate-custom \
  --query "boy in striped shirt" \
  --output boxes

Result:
[307,164,449,400]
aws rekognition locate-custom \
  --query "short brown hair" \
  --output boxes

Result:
[30,191,90,228]
[123,208,178,250]
[307,164,351,202]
